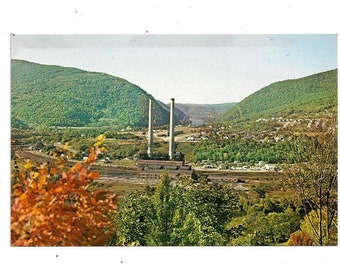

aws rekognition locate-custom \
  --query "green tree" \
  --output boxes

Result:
[300,210,338,246]
[115,191,154,246]
[226,206,300,245]
[147,172,175,245]
[170,212,205,246]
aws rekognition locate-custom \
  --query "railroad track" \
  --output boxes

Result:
[16,150,61,164]
[15,150,137,177]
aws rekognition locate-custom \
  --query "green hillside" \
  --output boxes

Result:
[11,60,174,129]
[220,69,338,121]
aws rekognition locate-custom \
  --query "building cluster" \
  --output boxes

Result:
[136,159,192,180]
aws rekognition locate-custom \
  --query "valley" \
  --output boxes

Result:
[10,59,338,247]
[11,111,334,201]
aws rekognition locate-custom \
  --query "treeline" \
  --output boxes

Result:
[12,127,141,145]
[191,135,311,164]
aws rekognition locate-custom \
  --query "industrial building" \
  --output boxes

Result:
[136,98,193,180]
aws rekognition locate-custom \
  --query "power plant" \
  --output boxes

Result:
[136,98,193,180]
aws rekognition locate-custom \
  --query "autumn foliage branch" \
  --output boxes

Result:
[11,134,117,246]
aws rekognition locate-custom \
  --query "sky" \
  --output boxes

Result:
[10,34,337,104]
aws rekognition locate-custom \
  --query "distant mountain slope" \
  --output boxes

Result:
[157,100,190,125]
[176,103,237,125]
[220,69,338,121]
[11,59,180,128]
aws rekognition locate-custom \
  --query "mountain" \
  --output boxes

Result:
[157,100,191,125]
[220,69,338,121]
[11,59,182,129]
[175,103,237,125]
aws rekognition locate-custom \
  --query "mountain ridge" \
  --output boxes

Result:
[220,69,338,121]
[11,59,178,128]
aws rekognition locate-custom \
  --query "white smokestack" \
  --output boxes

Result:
[147,99,153,158]
[169,98,175,160]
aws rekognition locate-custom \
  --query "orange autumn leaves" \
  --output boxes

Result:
[11,135,117,246]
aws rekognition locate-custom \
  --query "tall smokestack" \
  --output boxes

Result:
[169,98,175,160]
[147,99,153,158]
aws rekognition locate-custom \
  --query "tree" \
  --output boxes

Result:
[11,135,117,246]
[287,230,314,246]
[147,172,175,246]
[284,117,337,245]
[115,191,154,246]
[225,207,300,246]
[299,210,337,245]
[170,212,206,246]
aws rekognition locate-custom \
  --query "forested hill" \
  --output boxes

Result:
[11,59,178,128]
[220,69,338,121]
[157,100,190,125]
